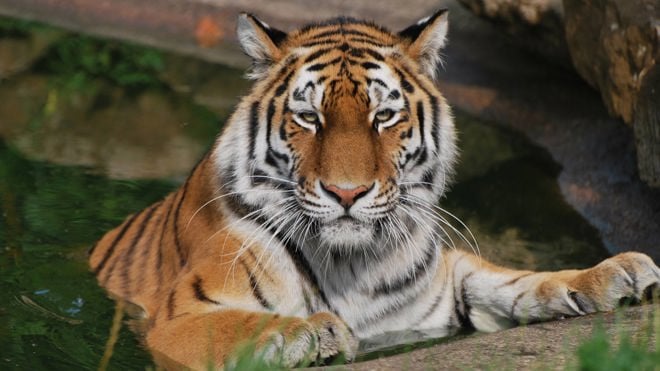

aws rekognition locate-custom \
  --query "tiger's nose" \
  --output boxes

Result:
[320,183,372,208]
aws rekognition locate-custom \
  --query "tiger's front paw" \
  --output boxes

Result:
[254,312,357,368]
[560,252,659,315]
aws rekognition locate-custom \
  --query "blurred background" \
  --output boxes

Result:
[0,0,658,369]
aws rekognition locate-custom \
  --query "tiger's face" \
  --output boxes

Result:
[218,11,456,253]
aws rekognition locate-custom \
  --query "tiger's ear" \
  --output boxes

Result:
[236,13,287,80]
[398,9,449,80]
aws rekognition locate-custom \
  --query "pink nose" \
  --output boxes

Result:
[321,183,371,208]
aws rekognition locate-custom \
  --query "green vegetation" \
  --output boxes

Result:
[0,16,42,37]
[573,308,659,371]
[1,15,165,90]
[38,35,165,90]
[0,140,174,370]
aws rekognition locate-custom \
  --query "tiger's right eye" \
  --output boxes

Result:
[375,109,394,123]
[299,112,319,123]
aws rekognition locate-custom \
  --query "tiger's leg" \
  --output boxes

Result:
[446,250,660,331]
[145,271,357,370]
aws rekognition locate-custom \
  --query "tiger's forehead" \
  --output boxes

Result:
[278,19,406,103]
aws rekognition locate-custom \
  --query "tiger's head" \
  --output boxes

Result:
[215,10,457,254]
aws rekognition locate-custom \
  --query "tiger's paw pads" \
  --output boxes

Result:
[566,252,660,313]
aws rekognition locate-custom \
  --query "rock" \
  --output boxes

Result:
[563,0,660,187]
[311,304,659,370]
[158,54,250,116]
[0,74,217,180]
[456,0,570,66]
[437,2,660,261]
[0,28,63,79]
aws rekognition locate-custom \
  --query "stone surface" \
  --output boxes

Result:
[563,0,660,187]
[0,29,63,80]
[456,0,570,66]
[158,54,250,116]
[312,304,659,370]
[0,75,216,179]
[436,1,660,262]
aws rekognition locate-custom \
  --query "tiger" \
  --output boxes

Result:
[88,9,660,370]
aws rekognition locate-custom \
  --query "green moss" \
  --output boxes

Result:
[1,15,165,90]
[38,35,165,90]
[0,16,44,37]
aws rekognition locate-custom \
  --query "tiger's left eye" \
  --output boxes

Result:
[375,109,394,122]
[299,112,319,123]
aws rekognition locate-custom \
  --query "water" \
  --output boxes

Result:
[0,23,610,370]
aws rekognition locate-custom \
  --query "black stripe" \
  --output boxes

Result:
[309,28,374,40]
[301,39,341,48]
[265,150,279,169]
[372,242,436,296]
[248,101,260,160]
[224,187,260,219]
[87,242,99,257]
[279,115,289,141]
[93,212,141,275]
[120,203,160,295]
[456,272,475,330]
[414,291,444,326]
[400,127,413,140]
[370,78,388,88]
[355,294,411,331]
[415,101,428,166]
[509,291,526,321]
[364,49,385,61]
[307,56,342,72]
[429,96,440,153]
[136,211,163,296]
[240,258,273,310]
[246,248,274,284]
[262,56,298,94]
[156,194,175,288]
[166,290,176,320]
[304,48,333,63]
[348,38,392,47]
[395,68,414,93]
[265,100,290,171]
[250,167,270,186]
[499,272,534,287]
[421,170,435,189]
[172,181,188,268]
[192,275,222,305]
[416,101,426,144]
[286,244,334,312]
[348,48,364,57]
[258,217,335,314]
[274,70,295,97]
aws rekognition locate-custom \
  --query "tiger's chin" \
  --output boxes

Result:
[317,217,376,251]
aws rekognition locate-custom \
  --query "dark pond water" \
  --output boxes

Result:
[0,21,610,370]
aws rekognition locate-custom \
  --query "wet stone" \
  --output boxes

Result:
[0,29,64,80]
